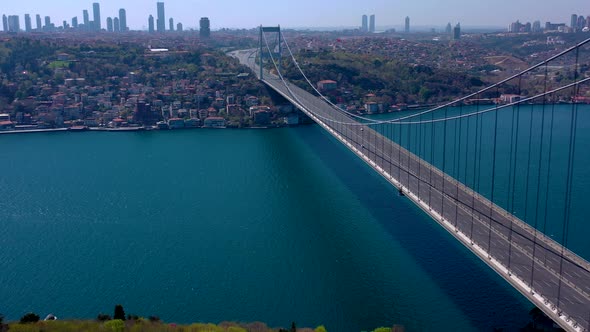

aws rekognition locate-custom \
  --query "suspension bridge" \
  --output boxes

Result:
[232,27,590,331]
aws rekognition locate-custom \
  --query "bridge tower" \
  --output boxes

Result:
[259,25,282,80]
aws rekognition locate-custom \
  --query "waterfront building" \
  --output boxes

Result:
[93,2,101,31]
[119,9,127,31]
[200,17,210,38]
[203,117,226,128]
[157,2,165,32]
[405,16,410,33]
[106,17,113,32]
[148,15,155,33]
[361,14,368,32]
[369,14,375,33]
[24,14,32,32]
[35,14,41,30]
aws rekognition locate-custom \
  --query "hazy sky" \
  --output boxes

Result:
[2,0,588,30]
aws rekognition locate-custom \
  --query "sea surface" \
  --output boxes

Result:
[1,106,587,331]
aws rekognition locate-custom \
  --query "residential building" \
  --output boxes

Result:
[106,17,113,32]
[453,23,461,40]
[148,15,154,33]
[24,14,32,32]
[200,17,210,38]
[369,14,375,33]
[93,2,101,31]
[405,16,410,33]
[169,18,174,31]
[361,14,368,32]
[119,9,126,31]
[203,117,226,128]
[157,2,165,32]
[36,14,41,30]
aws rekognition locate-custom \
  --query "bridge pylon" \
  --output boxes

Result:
[258,25,281,80]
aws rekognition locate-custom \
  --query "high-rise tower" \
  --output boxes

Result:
[369,14,375,33]
[93,3,101,31]
[156,2,165,32]
[83,10,89,28]
[405,16,410,33]
[119,9,127,32]
[200,17,210,38]
[2,15,7,32]
[148,15,155,33]
[106,17,113,32]
[36,14,42,30]
[24,14,32,32]
[361,14,368,32]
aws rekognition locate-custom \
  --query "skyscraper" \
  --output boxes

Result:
[405,16,410,33]
[72,17,78,28]
[156,2,165,32]
[36,14,41,30]
[2,15,7,32]
[24,14,32,32]
[83,10,89,28]
[114,17,120,32]
[106,17,113,32]
[369,14,375,33]
[169,18,174,31]
[532,20,541,33]
[93,2,101,31]
[176,22,183,32]
[571,14,578,30]
[361,14,368,32]
[453,23,461,40]
[445,22,452,35]
[119,9,126,32]
[148,15,154,33]
[8,15,20,32]
[200,17,210,38]
[44,16,51,30]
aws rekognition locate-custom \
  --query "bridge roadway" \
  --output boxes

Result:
[232,50,590,331]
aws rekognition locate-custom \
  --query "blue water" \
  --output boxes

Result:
[0,123,550,331]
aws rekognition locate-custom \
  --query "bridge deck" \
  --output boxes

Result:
[233,50,590,332]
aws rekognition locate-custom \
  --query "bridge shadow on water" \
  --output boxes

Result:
[291,124,534,331]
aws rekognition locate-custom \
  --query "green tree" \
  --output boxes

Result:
[104,319,125,332]
[314,325,328,332]
[373,328,391,332]
[113,304,125,321]
[19,312,40,323]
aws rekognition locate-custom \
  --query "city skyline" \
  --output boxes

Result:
[0,0,588,30]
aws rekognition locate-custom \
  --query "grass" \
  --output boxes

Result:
[6,319,329,332]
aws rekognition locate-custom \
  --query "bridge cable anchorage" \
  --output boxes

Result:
[280,33,590,127]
